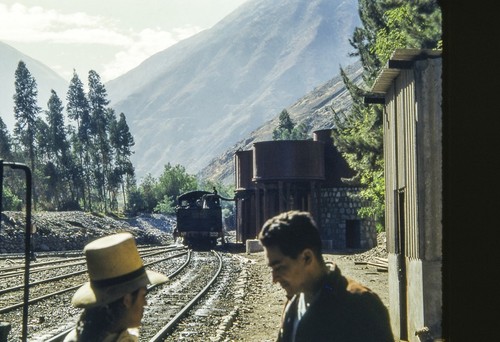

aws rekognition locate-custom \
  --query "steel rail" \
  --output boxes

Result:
[0,255,85,272]
[0,246,182,280]
[149,250,223,342]
[43,250,192,342]
[0,251,188,314]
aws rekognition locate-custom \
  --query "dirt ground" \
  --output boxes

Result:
[223,249,390,342]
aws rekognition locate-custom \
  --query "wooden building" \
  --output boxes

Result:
[366,49,443,341]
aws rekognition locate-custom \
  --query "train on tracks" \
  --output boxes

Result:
[174,189,231,249]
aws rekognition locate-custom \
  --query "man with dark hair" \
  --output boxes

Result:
[259,210,394,342]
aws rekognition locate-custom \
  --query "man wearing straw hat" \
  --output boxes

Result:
[64,232,169,342]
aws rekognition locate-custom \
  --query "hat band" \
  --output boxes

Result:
[91,266,146,288]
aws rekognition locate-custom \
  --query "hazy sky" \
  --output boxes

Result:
[0,0,249,82]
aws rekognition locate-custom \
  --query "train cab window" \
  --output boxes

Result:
[202,195,220,209]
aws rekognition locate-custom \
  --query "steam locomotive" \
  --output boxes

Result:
[174,190,225,249]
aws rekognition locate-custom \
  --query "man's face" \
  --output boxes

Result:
[123,286,148,328]
[264,245,308,298]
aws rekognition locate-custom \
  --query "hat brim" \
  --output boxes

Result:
[72,269,168,308]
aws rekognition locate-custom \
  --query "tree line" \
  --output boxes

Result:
[1,63,137,212]
[1,62,231,216]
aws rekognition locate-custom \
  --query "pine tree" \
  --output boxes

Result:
[13,60,41,173]
[44,90,74,208]
[13,60,41,209]
[0,117,13,160]
[0,117,23,209]
[110,112,135,210]
[66,70,92,210]
[66,70,90,131]
[45,90,69,162]
[348,1,385,84]
[332,0,442,231]
[272,109,309,140]
[87,70,112,211]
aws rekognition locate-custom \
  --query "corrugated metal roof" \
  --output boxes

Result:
[370,49,442,94]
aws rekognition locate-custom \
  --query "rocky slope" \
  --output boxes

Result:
[0,211,175,253]
[198,60,363,184]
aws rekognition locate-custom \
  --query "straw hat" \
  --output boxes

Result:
[71,232,169,308]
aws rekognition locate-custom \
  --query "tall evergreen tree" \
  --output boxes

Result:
[110,112,135,210]
[87,70,112,211]
[13,60,41,209]
[0,117,23,209]
[45,90,70,162]
[332,0,442,230]
[66,70,92,210]
[66,70,90,131]
[0,117,13,160]
[13,60,41,173]
[43,90,74,208]
[272,109,309,140]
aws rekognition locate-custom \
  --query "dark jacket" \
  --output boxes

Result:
[278,265,394,342]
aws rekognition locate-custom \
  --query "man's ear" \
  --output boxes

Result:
[302,249,314,265]
[122,293,133,308]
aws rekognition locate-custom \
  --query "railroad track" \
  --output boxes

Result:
[145,250,223,342]
[41,250,225,342]
[146,251,249,342]
[0,247,248,342]
[0,245,188,341]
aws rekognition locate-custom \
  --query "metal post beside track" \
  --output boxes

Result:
[0,161,33,342]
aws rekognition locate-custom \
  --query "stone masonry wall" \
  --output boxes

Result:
[318,187,377,250]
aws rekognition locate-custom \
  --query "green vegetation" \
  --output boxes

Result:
[2,63,231,216]
[128,165,235,222]
[332,0,442,231]
[272,109,309,140]
[1,63,137,213]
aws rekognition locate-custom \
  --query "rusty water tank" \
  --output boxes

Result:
[253,140,325,181]
[313,128,357,186]
[313,128,334,144]
[234,150,253,190]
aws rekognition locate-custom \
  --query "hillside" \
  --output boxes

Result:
[105,0,361,179]
[198,60,364,184]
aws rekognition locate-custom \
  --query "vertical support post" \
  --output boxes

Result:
[254,184,260,239]
[262,186,268,224]
[0,161,8,342]
[4,163,32,342]
[1,159,3,225]
[22,165,32,342]
[278,181,284,213]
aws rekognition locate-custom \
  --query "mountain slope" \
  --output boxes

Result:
[198,60,364,184]
[0,41,69,131]
[106,0,361,179]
